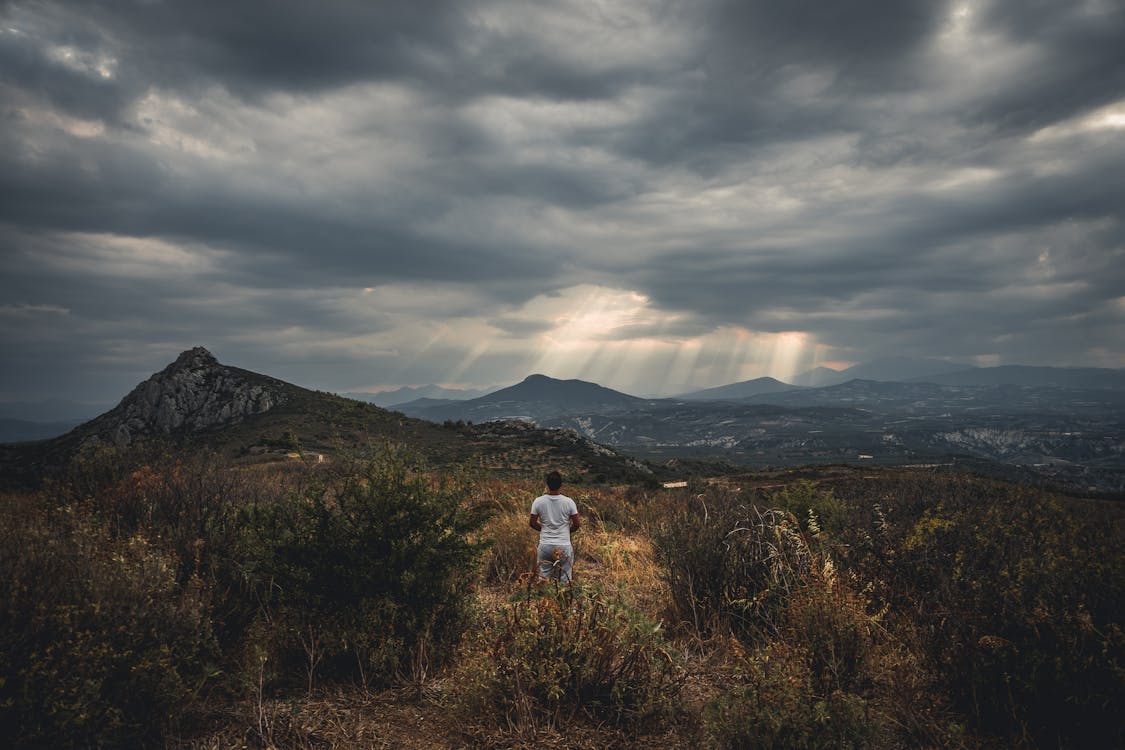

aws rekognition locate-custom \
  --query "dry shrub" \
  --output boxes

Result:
[581,486,639,533]
[0,493,216,749]
[781,573,875,695]
[481,510,538,584]
[706,640,874,750]
[653,488,812,640]
[456,581,684,733]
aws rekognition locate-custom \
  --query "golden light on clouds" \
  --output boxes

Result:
[489,285,826,394]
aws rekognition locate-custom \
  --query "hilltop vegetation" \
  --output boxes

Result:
[1,445,1121,748]
[0,348,659,490]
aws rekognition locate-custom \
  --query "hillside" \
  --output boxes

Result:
[0,348,656,489]
[397,373,651,423]
[677,376,798,401]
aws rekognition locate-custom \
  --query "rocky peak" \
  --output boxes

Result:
[81,347,289,448]
[166,346,219,372]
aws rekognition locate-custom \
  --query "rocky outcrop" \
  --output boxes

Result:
[81,347,288,448]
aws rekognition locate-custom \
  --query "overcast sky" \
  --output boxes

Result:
[2,0,1123,403]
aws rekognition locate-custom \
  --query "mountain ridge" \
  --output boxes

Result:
[398,373,648,423]
[0,348,654,489]
[677,376,799,401]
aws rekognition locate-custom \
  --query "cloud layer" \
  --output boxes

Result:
[1,0,1123,401]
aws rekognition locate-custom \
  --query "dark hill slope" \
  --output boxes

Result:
[677,376,798,401]
[0,349,654,488]
[398,373,649,424]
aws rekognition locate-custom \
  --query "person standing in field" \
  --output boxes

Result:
[529,470,581,582]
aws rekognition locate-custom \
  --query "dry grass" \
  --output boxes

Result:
[578,529,669,619]
[42,470,1120,749]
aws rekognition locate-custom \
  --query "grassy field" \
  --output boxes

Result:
[1,448,1122,748]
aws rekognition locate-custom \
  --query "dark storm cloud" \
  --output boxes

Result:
[710,0,946,77]
[0,0,1122,401]
[969,0,1125,132]
[1,0,645,128]
[0,119,562,291]
[0,0,468,122]
[611,0,951,169]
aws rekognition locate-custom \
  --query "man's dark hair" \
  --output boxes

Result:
[546,470,563,492]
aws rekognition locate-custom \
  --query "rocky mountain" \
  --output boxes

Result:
[71,347,293,449]
[0,349,656,489]
[397,374,652,423]
[677,376,799,401]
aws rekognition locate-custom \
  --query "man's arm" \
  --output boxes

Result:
[569,512,581,534]
[529,513,542,531]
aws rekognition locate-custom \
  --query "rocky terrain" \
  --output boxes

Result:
[73,347,291,448]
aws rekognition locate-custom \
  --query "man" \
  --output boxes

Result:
[529,470,581,582]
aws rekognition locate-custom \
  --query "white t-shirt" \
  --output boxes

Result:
[530,493,578,546]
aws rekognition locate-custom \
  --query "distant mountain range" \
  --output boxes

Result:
[0,398,111,441]
[677,377,799,401]
[4,351,1123,494]
[396,366,1125,496]
[341,384,493,408]
[0,418,84,443]
[914,365,1125,390]
[794,359,1125,390]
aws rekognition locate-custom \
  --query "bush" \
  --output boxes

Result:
[782,577,874,695]
[457,582,683,731]
[652,488,812,640]
[707,575,879,750]
[0,494,216,748]
[769,480,850,538]
[247,448,487,691]
[708,641,875,750]
[827,473,1125,747]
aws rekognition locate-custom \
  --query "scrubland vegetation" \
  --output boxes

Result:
[1,445,1122,748]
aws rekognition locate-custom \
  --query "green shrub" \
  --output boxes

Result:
[0,494,216,748]
[708,640,875,750]
[457,582,683,730]
[707,576,879,750]
[247,448,487,691]
[769,480,850,538]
